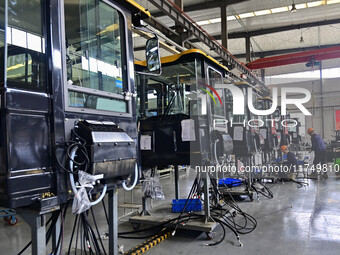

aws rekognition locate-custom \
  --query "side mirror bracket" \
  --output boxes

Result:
[133,26,162,76]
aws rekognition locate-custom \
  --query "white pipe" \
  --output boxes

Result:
[122,163,139,191]
[69,147,78,194]
[69,146,107,206]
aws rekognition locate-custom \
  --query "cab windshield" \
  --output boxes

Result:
[139,60,197,118]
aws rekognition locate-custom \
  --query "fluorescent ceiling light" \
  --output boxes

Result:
[238,12,255,18]
[307,1,326,7]
[295,3,307,9]
[327,0,340,4]
[227,16,236,21]
[209,18,221,23]
[190,0,334,25]
[271,6,289,13]
[254,10,271,16]
[196,20,210,25]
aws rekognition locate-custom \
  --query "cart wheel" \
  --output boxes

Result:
[205,232,215,240]
[132,223,140,230]
[7,217,18,226]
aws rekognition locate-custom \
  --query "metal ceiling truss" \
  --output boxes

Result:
[135,16,195,52]
[146,16,180,38]
[151,0,249,17]
[188,18,340,43]
[147,0,267,92]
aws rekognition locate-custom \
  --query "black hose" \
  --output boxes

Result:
[68,214,79,255]
[102,199,109,225]
[90,207,107,255]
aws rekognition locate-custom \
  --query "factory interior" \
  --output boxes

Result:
[0,0,340,254]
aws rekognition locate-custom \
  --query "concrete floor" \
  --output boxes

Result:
[1,170,340,255]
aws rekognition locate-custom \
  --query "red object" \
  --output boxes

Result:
[283,126,288,135]
[246,45,340,69]
[271,127,277,134]
[335,109,340,130]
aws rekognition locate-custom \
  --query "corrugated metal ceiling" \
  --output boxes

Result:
[133,0,340,75]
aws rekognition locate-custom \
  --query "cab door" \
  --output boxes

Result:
[0,0,53,208]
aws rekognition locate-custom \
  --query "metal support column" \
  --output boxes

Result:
[52,212,61,254]
[174,0,184,47]
[246,157,253,191]
[245,35,251,63]
[320,60,325,138]
[261,68,265,83]
[221,2,228,49]
[19,210,47,255]
[141,197,151,216]
[109,188,118,255]
[174,165,180,199]
[260,53,265,82]
[221,2,228,66]
[203,171,211,223]
[174,0,183,33]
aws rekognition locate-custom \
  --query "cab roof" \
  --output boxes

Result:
[125,0,150,20]
[135,49,229,73]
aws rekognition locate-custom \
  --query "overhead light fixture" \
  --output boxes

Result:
[238,12,255,18]
[196,20,210,26]
[271,6,289,13]
[307,1,325,7]
[209,18,221,24]
[189,0,338,26]
[291,1,297,12]
[254,10,272,16]
[327,0,340,4]
[295,3,307,9]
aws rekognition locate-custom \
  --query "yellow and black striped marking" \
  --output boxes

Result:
[124,231,171,255]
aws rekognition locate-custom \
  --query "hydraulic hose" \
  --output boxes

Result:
[122,163,139,191]
[69,146,107,206]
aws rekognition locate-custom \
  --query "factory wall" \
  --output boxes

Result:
[268,77,340,141]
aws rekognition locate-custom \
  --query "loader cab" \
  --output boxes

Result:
[226,82,257,157]
[257,97,277,152]
[136,49,233,168]
[0,0,154,208]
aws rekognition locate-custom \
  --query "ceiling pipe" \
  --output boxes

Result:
[246,45,340,69]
